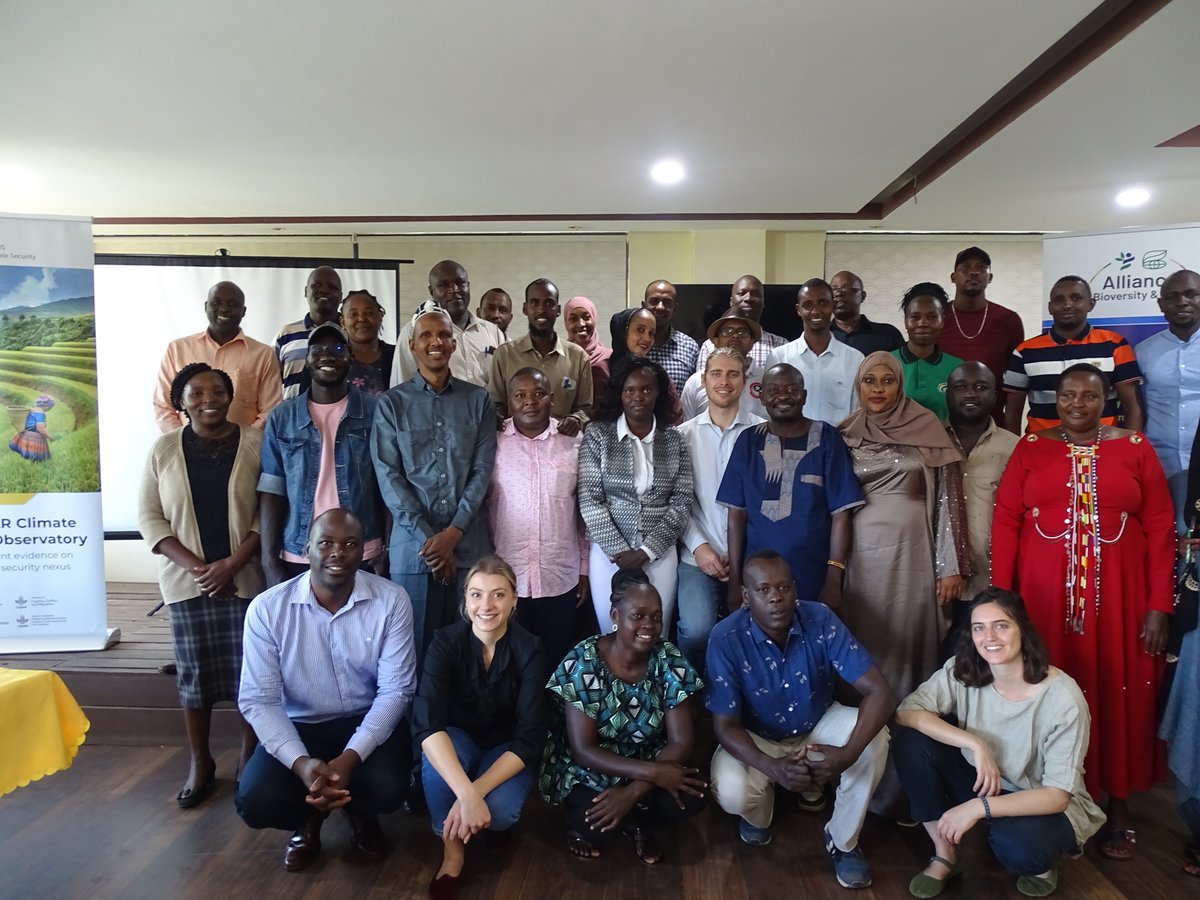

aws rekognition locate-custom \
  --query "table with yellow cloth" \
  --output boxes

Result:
[0,669,90,798]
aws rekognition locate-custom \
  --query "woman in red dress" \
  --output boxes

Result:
[991,363,1173,861]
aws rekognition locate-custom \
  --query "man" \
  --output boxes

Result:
[830,270,903,356]
[767,278,864,425]
[938,247,1025,423]
[707,551,895,889]
[945,362,1018,627]
[488,278,592,436]
[642,279,700,393]
[152,280,282,431]
[680,310,765,420]
[275,266,344,399]
[1136,269,1200,515]
[476,287,513,335]
[236,509,416,872]
[488,367,586,668]
[1004,275,1144,434]
[259,323,386,587]
[696,274,787,372]
[372,304,496,659]
[717,364,864,610]
[675,348,764,670]
[391,260,506,389]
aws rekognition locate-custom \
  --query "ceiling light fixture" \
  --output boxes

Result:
[0,163,39,193]
[1115,186,1150,207]
[650,159,685,185]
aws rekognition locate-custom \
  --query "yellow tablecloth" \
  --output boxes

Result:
[0,669,90,798]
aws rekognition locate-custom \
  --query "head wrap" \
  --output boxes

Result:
[564,296,611,370]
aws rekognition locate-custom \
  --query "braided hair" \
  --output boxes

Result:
[169,362,235,414]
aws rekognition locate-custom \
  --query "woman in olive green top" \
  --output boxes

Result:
[892,282,963,423]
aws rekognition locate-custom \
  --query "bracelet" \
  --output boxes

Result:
[980,795,992,822]
[826,560,846,571]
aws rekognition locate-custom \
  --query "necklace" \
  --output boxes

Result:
[950,302,988,340]
[1060,424,1103,634]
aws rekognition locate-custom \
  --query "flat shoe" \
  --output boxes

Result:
[909,855,960,898]
[283,815,324,872]
[428,872,461,900]
[176,774,215,810]
[1016,867,1058,897]
[346,810,385,859]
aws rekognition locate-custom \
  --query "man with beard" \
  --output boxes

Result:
[830,270,903,356]
[695,274,787,372]
[476,287,514,335]
[275,266,345,400]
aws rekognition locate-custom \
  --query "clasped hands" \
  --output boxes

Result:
[767,742,854,793]
[293,751,359,813]
[583,762,706,833]
[420,526,463,585]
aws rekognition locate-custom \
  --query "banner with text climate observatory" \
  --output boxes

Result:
[0,214,109,653]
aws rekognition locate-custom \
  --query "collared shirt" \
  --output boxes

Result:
[238,570,417,769]
[646,329,701,393]
[767,334,864,425]
[893,345,964,424]
[488,333,593,429]
[705,603,875,741]
[370,375,496,573]
[676,406,764,564]
[680,364,766,421]
[950,420,1019,598]
[1003,323,1143,432]
[489,418,586,597]
[154,329,282,432]
[696,331,788,373]
[616,414,656,496]
[391,310,506,390]
[274,313,320,400]
[1136,326,1200,477]
[832,315,904,357]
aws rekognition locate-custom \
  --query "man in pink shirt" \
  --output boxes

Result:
[487,367,586,668]
[153,281,282,432]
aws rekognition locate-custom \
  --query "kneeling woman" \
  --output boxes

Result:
[415,556,550,897]
[894,589,1105,898]
[538,568,706,865]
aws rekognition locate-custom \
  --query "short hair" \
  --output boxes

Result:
[461,555,518,621]
[507,366,548,388]
[743,549,790,574]
[704,346,749,373]
[525,277,558,299]
[170,362,234,413]
[610,567,655,606]
[593,356,675,426]
[341,290,383,313]
[900,281,950,313]
[799,277,832,295]
[307,507,363,542]
[763,362,805,388]
[1052,275,1092,296]
[480,287,511,302]
[1054,362,1106,392]
[952,588,1049,687]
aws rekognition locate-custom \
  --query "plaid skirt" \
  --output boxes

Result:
[168,595,251,708]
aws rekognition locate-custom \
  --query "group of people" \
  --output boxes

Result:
[135,252,1200,896]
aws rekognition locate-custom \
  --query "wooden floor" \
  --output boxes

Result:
[0,744,1194,900]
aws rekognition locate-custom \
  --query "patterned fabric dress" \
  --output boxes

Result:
[9,409,50,461]
[538,636,702,803]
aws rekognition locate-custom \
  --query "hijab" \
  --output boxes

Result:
[564,296,612,371]
[839,351,962,468]
[609,307,655,367]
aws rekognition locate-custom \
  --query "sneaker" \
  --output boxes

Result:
[738,818,772,846]
[825,828,872,889]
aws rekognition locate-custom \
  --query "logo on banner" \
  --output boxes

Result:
[1089,247,1186,304]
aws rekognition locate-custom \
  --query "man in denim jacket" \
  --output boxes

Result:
[259,323,387,586]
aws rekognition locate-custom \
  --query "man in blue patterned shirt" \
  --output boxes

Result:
[706,551,895,890]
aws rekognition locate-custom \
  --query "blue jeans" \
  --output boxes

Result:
[676,561,722,672]
[391,570,467,663]
[421,727,534,836]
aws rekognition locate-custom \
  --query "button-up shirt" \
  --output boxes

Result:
[696,331,788,373]
[488,418,586,597]
[676,406,764,564]
[705,603,875,741]
[646,328,700,393]
[391,310,506,390]
[1136,326,1200,478]
[238,571,417,769]
[154,329,282,432]
[370,375,496,573]
[951,420,1019,599]
[767,334,864,425]
[488,333,593,429]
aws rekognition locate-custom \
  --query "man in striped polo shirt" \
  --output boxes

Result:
[1002,275,1144,434]
[274,266,344,399]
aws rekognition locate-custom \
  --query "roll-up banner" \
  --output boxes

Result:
[1042,223,1200,346]
[0,213,114,653]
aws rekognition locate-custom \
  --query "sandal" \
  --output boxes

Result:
[622,825,662,866]
[1098,828,1137,861]
[566,830,600,860]
[908,855,960,898]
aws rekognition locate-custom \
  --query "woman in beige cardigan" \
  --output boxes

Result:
[139,362,265,809]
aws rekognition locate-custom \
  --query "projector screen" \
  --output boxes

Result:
[94,254,408,536]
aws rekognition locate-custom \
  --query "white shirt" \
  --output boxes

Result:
[616,414,656,497]
[767,335,864,425]
[675,406,764,565]
[390,310,507,389]
[680,364,766,421]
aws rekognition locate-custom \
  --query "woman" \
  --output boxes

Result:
[992,363,1174,861]
[838,351,971,701]
[8,395,55,461]
[564,295,612,399]
[894,589,1105,898]
[137,362,264,808]
[538,568,706,864]
[341,289,394,396]
[892,282,964,423]
[578,355,692,637]
[609,306,684,424]
[415,556,549,898]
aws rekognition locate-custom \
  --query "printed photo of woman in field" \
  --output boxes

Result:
[8,394,56,461]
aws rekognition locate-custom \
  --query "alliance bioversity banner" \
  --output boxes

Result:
[0,213,112,653]
[1043,222,1200,347]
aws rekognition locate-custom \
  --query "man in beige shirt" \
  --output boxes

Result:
[153,280,282,432]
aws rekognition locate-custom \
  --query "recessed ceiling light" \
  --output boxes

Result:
[0,163,38,193]
[1115,186,1150,207]
[650,159,685,185]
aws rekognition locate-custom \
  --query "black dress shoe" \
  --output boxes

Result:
[283,814,324,872]
[346,810,385,859]
[428,872,462,900]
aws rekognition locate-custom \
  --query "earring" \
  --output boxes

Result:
[611,623,617,632]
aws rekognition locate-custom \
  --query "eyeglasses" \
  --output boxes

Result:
[717,326,753,339]
[831,287,861,297]
[308,342,349,358]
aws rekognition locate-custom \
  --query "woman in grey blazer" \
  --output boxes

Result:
[578,357,693,636]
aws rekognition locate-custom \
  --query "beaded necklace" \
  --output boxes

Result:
[1061,425,1103,634]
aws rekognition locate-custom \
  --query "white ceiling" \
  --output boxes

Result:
[1,0,1196,233]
